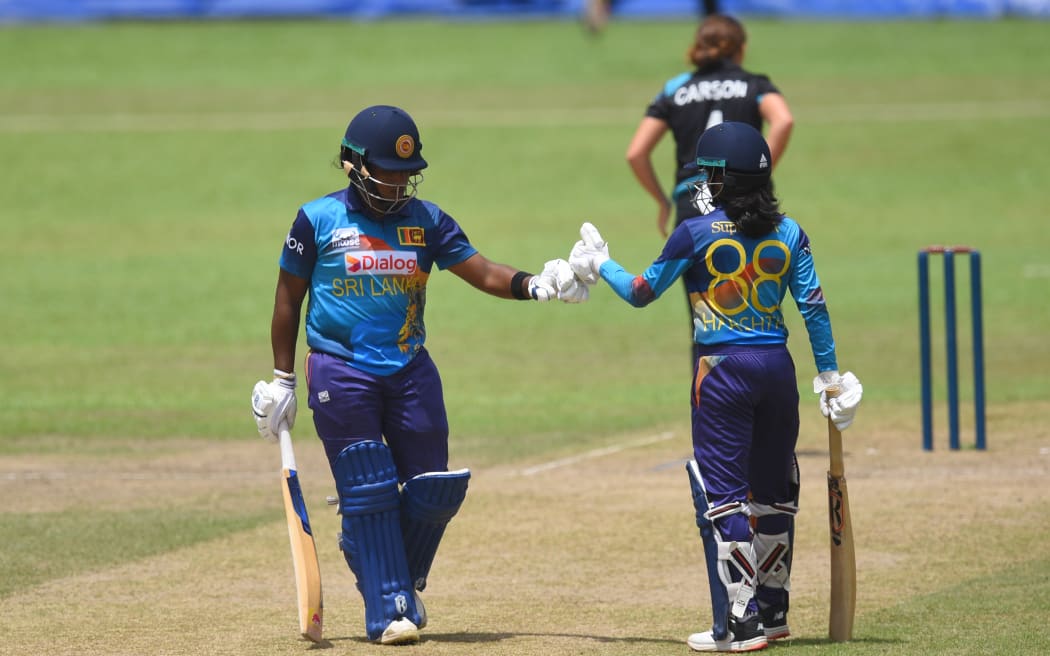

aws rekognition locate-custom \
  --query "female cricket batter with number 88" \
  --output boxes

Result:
[250,105,586,646]
[569,122,862,653]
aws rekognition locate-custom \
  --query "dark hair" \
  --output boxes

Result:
[687,14,746,69]
[720,182,783,238]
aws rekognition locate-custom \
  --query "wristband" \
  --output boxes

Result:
[511,271,532,300]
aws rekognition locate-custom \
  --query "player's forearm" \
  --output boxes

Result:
[598,260,655,307]
[271,291,301,373]
[799,304,837,372]
[450,254,534,299]
[271,315,299,373]
[627,158,671,208]
[760,94,794,167]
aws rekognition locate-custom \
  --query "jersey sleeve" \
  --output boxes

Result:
[278,208,317,279]
[752,73,781,100]
[599,226,693,307]
[425,204,477,270]
[645,72,691,122]
[787,226,837,372]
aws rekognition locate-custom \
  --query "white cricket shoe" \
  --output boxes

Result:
[379,618,419,645]
[687,615,768,652]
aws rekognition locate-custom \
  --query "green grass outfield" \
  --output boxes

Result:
[1,18,1049,655]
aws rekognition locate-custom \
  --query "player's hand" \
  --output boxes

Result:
[548,258,589,304]
[657,201,672,238]
[527,260,560,301]
[251,370,298,443]
[556,263,589,304]
[813,371,863,431]
[568,222,610,285]
[529,259,587,303]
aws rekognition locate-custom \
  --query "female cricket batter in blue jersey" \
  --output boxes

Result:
[570,122,862,653]
[628,14,794,369]
[250,105,586,646]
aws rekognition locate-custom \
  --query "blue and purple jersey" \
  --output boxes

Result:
[599,210,837,372]
[279,187,476,375]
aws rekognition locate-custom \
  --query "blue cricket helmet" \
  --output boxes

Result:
[342,105,428,172]
[695,121,771,192]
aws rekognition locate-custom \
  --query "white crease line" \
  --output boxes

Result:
[519,431,675,477]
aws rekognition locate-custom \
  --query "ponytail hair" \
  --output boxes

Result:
[687,14,747,70]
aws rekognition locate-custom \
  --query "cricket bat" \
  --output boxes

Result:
[825,387,856,642]
[278,426,324,643]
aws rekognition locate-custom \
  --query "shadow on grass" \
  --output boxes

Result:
[320,633,902,648]
[324,631,682,646]
[772,637,902,647]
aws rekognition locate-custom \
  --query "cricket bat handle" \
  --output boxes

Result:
[279,424,297,471]
[826,386,856,642]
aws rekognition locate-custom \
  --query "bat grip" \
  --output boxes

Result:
[279,423,297,470]
[825,386,845,478]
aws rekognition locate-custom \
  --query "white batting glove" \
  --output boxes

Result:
[251,370,298,443]
[568,222,610,285]
[528,260,561,301]
[529,258,588,303]
[548,257,589,304]
[813,370,863,431]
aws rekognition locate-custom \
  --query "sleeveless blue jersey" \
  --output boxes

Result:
[600,210,837,372]
[279,187,477,375]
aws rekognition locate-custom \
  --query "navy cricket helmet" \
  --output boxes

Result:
[694,121,771,193]
[342,105,428,172]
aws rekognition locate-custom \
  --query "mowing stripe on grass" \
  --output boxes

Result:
[1,100,1048,134]
[1,470,272,481]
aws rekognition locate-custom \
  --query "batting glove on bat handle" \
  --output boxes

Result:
[815,371,863,431]
[251,370,298,443]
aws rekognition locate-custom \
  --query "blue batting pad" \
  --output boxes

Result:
[400,469,470,591]
[687,460,730,640]
[334,441,420,641]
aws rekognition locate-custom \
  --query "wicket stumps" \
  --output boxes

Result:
[917,246,986,451]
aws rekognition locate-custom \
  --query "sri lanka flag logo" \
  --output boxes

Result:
[397,226,425,247]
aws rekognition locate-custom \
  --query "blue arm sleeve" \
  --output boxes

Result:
[788,230,838,372]
[599,257,691,308]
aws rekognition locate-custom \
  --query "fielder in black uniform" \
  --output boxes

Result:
[627,14,794,238]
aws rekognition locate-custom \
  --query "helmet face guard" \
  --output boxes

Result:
[342,141,423,216]
[341,105,428,216]
[689,169,717,215]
